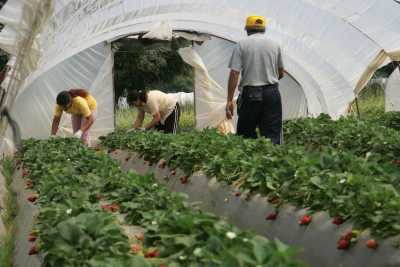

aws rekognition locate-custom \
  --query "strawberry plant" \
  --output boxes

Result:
[18,137,304,267]
[100,129,400,240]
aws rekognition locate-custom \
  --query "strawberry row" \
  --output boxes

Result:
[283,113,400,164]
[18,137,304,267]
[100,129,400,240]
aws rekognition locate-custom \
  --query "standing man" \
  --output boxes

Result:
[226,15,285,144]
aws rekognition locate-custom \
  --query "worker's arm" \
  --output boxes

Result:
[226,69,240,119]
[51,116,61,135]
[144,112,161,130]
[278,67,285,80]
[133,110,145,129]
[80,114,95,132]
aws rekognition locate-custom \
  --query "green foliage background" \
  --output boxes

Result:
[113,38,194,99]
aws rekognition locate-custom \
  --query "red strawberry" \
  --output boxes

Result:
[180,175,189,184]
[131,244,142,254]
[266,212,278,221]
[27,194,38,203]
[343,230,355,241]
[299,215,312,225]
[366,239,378,250]
[337,238,350,250]
[332,216,344,225]
[170,170,176,176]
[28,234,37,242]
[28,245,38,255]
[144,249,160,258]
[234,192,241,197]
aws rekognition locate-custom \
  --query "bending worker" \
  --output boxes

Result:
[128,89,180,134]
[226,15,285,144]
[51,89,97,144]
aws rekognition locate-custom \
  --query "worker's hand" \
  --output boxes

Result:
[226,101,234,119]
[73,130,83,138]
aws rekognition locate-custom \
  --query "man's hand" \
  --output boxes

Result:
[226,101,234,119]
[74,130,83,138]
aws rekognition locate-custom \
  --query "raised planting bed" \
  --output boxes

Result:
[101,130,400,267]
[14,138,304,267]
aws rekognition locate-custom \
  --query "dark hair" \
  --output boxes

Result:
[127,90,147,104]
[56,89,89,107]
[246,28,266,35]
[56,91,72,107]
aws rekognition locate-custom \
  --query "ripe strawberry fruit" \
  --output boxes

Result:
[299,215,312,225]
[131,244,142,254]
[144,249,160,258]
[28,245,38,255]
[234,192,241,197]
[266,212,278,221]
[28,234,37,242]
[27,194,38,203]
[366,239,378,249]
[337,238,350,250]
[343,230,353,241]
[180,175,189,184]
[332,216,344,225]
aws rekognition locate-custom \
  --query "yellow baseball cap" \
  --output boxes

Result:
[245,15,267,30]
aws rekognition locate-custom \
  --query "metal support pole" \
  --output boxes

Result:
[355,97,361,119]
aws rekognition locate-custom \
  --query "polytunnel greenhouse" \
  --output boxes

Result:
[0,1,400,266]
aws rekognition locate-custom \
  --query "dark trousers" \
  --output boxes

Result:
[155,103,180,134]
[237,84,282,144]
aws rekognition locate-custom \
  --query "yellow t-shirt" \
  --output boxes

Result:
[54,95,97,118]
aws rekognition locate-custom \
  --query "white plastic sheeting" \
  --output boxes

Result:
[169,92,194,107]
[179,47,234,131]
[0,0,399,140]
[385,67,400,112]
[17,0,398,119]
[10,42,114,141]
[194,37,308,120]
